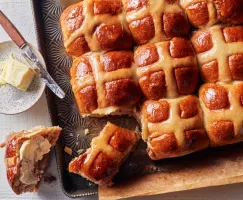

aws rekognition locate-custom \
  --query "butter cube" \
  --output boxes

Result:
[0,61,7,87]
[3,54,35,91]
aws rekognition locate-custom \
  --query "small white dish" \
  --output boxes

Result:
[0,41,46,115]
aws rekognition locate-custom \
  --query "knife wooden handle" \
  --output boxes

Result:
[0,10,26,48]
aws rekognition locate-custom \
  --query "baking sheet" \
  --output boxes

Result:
[40,0,243,199]
[99,143,243,199]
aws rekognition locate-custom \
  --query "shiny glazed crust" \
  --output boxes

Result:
[134,38,198,100]
[199,82,243,146]
[191,25,243,83]
[62,0,243,163]
[68,122,138,185]
[70,51,141,116]
[122,0,190,44]
[60,0,133,57]
[4,126,62,195]
[181,0,243,28]
[141,95,209,160]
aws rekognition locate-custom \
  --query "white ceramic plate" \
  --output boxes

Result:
[0,41,46,115]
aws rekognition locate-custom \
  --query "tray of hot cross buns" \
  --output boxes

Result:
[40,0,243,199]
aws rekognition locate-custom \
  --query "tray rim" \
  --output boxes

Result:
[24,0,86,197]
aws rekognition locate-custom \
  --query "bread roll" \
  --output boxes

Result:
[140,95,209,160]
[134,37,198,100]
[60,0,133,57]
[4,126,61,194]
[122,0,190,44]
[70,51,141,116]
[69,122,138,185]
[181,0,243,28]
[191,25,243,83]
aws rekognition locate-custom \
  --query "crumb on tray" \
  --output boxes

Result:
[84,129,89,135]
[64,146,72,155]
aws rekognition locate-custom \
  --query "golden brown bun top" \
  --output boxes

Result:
[200,83,230,110]
[191,25,243,83]
[123,0,190,44]
[141,96,209,160]
[70,51,141,116]
[60,0,133,57]
[134,37,198,100]
[60,2,84,41]
[94,0,123,15]
[134,38,194,67]
[192,26,243,54]
[182,0,243,28]
[199,82,243,146]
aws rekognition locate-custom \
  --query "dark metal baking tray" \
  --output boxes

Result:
[39,0,140,197]
[38,0,243,198]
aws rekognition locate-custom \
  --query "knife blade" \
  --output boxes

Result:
[21,44,65,99]
[0,10,65,99]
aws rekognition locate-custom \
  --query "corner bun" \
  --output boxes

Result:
[60,0,132,57]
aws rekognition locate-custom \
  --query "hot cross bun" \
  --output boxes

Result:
[68,122,138,185]
[199,82,243,147]
[140,95,209,160]
[4,126,61,195]
[191,25,243,83]
[134,37,198,100]
[122,0,190,45]
[60,0,133,57]
[181,0,243,28]
[70,51,141,116]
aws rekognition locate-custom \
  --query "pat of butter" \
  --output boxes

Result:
[1,54,35,91]
[19,135,51,185]
[0,61,7,87]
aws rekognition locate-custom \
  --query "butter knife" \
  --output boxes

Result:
[0,10,65,99]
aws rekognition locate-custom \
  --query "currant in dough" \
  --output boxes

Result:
[199,81,243,147]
